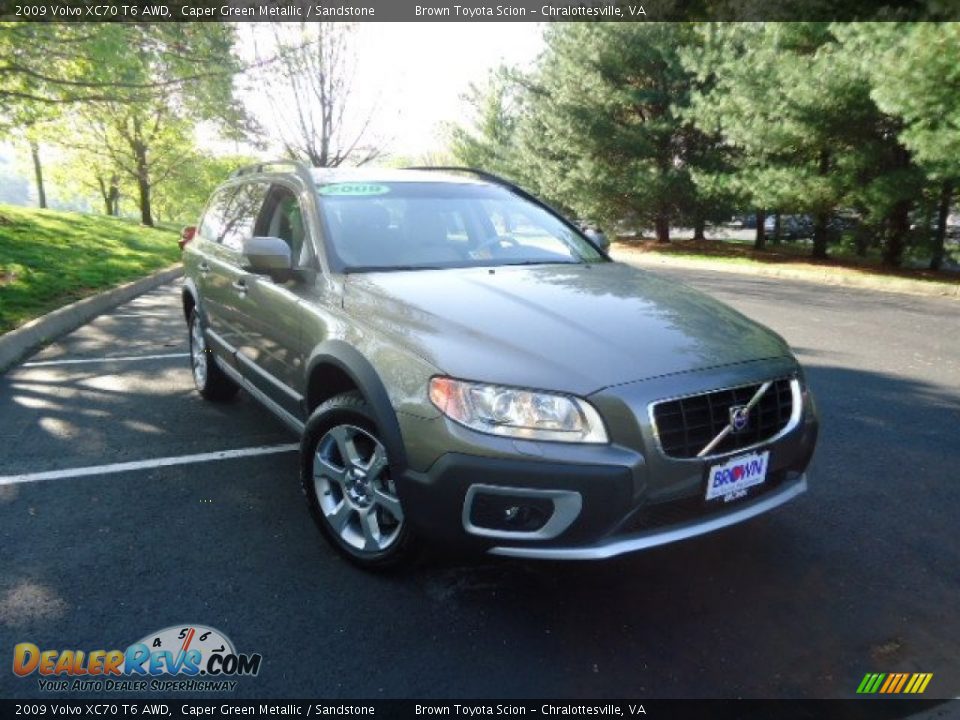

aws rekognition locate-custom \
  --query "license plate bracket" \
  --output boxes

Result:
[705,450,770,503]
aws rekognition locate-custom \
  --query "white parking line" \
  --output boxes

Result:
[108,313,178,318]
[0,444,299,486]
[22,353,189,368]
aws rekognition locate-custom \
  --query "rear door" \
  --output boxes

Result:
[193,186,235,353]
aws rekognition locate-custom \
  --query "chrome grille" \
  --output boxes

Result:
[651,378,795,459]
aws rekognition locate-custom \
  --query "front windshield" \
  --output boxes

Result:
[315,181,605,271]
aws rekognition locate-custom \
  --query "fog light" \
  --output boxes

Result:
[470,493,553,533]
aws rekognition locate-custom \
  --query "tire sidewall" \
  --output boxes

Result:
[300,394,414,569]
[188,309,209,395]
[188,308,237,402]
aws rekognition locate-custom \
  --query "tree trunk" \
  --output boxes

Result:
[811,148,831,259]
[30,140,46,209]
[854,225,870,257]
[812,212,829,259]
[98,175,120,216]
[754,209,766,251]
[930,180,953,271]
[693,214,706,241]
[654,215,670,244]
[133,143,153,226]
[772,212,782,244]
[108,175,119,216]
[882,144,913,267]
[98,177,111,215]
[882,199,911,267]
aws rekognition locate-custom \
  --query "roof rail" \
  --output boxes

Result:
[404,166,606,255]
[230,159,315,184]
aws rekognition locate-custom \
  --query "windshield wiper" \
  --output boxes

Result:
[343,265,444,274]
[497,260,579,267]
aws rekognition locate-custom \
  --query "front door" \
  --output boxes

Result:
[233,184,310,419]
[203,182,269,367]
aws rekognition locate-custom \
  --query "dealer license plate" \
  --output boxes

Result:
[705,451,769,503]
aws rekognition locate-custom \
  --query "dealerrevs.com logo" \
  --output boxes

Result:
[12,624,262,692]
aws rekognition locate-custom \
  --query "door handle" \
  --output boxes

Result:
[231,279,247,293]
[198,262,210,274]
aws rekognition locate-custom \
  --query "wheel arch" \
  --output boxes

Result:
[181,279,201,323]
[305,340,407,474]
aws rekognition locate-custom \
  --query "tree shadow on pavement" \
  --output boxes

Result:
[0,364,957,701]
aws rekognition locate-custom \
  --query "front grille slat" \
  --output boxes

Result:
[652,378,795,459]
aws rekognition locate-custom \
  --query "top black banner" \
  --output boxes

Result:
[1,0,957,22]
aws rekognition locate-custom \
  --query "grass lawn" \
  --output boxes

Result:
[0,204,180,335]
[616,236,960,290]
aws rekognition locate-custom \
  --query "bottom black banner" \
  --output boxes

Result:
[0,700,953,720]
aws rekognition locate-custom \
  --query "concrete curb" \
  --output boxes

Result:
[0,263,183,373]
[612,248,960,300]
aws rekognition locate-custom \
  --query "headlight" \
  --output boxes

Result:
[429,377,608,444]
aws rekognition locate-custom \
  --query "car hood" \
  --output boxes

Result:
[344,262,793,396]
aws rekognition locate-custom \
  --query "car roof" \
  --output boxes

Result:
[310,167,491,186]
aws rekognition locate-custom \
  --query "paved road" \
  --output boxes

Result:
[1,266,957,704]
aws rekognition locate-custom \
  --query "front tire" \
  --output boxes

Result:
[300,392,416,569]
[188,309,238,402]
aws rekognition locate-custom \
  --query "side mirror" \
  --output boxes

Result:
[241,236,292,277]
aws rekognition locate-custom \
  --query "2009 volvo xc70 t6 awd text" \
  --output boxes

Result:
[180,162,819,569]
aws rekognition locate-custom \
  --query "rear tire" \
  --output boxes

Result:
[300,391,416,570]
[188,309,238,402]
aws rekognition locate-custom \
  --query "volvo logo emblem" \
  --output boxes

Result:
[729,405,750,433]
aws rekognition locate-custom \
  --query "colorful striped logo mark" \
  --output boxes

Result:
[857,672,933,694]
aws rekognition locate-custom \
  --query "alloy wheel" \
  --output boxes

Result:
[313,424,404,553]
[190,317,208,388]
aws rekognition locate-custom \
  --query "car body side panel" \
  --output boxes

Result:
[297,284,441,418]
[234,276,305,417]
[303,338,415,474]
[198,240,247,358]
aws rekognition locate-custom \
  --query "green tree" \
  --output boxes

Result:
[845,22,960,269]
[0,23,237,110]
[0,89,64,209]
[48,146,127,217]
[690,22,929,265]
[151,153,255,224]
[514,23,704,242]
[449,66,523,178]
[2,24,244,226]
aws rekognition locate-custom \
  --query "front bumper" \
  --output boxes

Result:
[395,357,819,559]
[489,472,807,559]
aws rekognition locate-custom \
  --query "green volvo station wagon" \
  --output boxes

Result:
[180,162,819,569]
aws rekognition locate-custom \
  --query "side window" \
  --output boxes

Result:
[258,186,308,265]
[219,183,269,253]
[198,187,235,243]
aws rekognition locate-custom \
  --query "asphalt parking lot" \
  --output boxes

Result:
[1,265,958,703]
